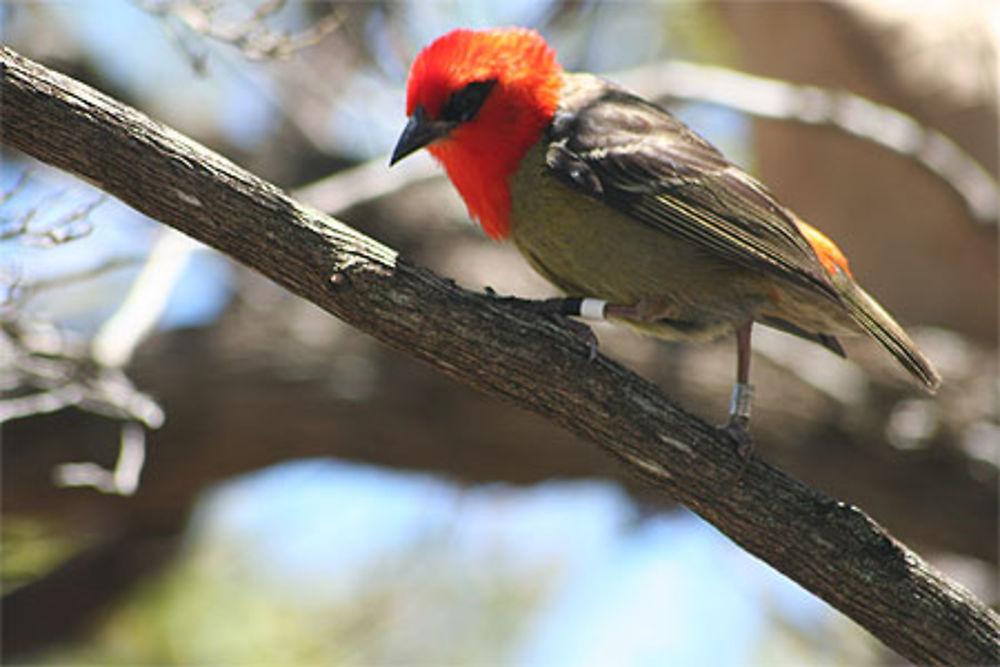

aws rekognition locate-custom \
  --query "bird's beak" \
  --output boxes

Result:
[390,106,456,166]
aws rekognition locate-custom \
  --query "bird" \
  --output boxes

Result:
[389,27,940,450]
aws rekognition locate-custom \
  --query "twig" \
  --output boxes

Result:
[0,317,165,428]
[91,228,198,368]
[293,152,440,213]
[0,174,105,245]
[52,422,146,496]
[2,45,997,664]
[20,255,145,295]
[12,228,187,491]
[0,384,85,423]
[138,0,343,67]
[0,167,32,204]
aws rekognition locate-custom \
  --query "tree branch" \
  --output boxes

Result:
[2,47,996,664]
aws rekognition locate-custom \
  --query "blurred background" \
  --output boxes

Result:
[2,0,997,663]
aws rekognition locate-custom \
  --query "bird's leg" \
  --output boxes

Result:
[722,319,755,460]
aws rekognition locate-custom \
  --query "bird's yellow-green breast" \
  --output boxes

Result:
[508,138,775,341]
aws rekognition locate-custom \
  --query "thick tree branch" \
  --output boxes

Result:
[2,47,997,664]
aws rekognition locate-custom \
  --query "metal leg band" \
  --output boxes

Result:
[729,382,755,420]
[578,298,608,321]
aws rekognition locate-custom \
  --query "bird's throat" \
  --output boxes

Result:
[428,79,562,240]
[430,139,520,240]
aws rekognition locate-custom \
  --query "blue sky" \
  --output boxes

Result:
[195,459,839,663]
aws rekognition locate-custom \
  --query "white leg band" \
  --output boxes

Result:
[578,298,608,321]
[729,382,755,420]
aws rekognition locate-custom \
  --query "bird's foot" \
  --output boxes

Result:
[718,415,754,483]
[720,382,755,481]
[555,315,600,360]
[486,291,600,360]
[720,414,753,461]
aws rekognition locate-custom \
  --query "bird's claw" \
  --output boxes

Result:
[719,415,753,481]
[550,313,599,360]
[722,415,753,458]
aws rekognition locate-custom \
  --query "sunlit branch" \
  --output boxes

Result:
[52,422,147,496]
[91,228,199,368]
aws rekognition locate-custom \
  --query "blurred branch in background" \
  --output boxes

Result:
[0,170,104,248]
[0,316,157,426]
[53,422,147,496]
[0,170,160,429]
[0,173,168,499]
[137,0,344,70]
[294,152,439,215]
[90,229,197,369]
[42,228,204,496]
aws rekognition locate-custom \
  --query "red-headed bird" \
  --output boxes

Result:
[390,27,940,447]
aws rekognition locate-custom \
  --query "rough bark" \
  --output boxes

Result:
[3,47,998,664]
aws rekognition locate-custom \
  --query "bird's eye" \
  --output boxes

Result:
[439,79,498,123]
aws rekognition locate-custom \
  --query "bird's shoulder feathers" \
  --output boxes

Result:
[545,73,838,298]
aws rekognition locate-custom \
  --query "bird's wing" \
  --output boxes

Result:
[545,74,838,298]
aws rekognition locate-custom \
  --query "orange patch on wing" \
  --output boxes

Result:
[796,220,853,278]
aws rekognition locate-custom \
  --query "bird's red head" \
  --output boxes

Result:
[391,28,563,239]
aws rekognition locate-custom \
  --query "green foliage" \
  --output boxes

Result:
[1,515,84,594]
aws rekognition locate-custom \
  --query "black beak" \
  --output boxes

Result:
[390,106,456,166]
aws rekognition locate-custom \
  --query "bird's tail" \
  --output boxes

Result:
[832,272,941,392]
